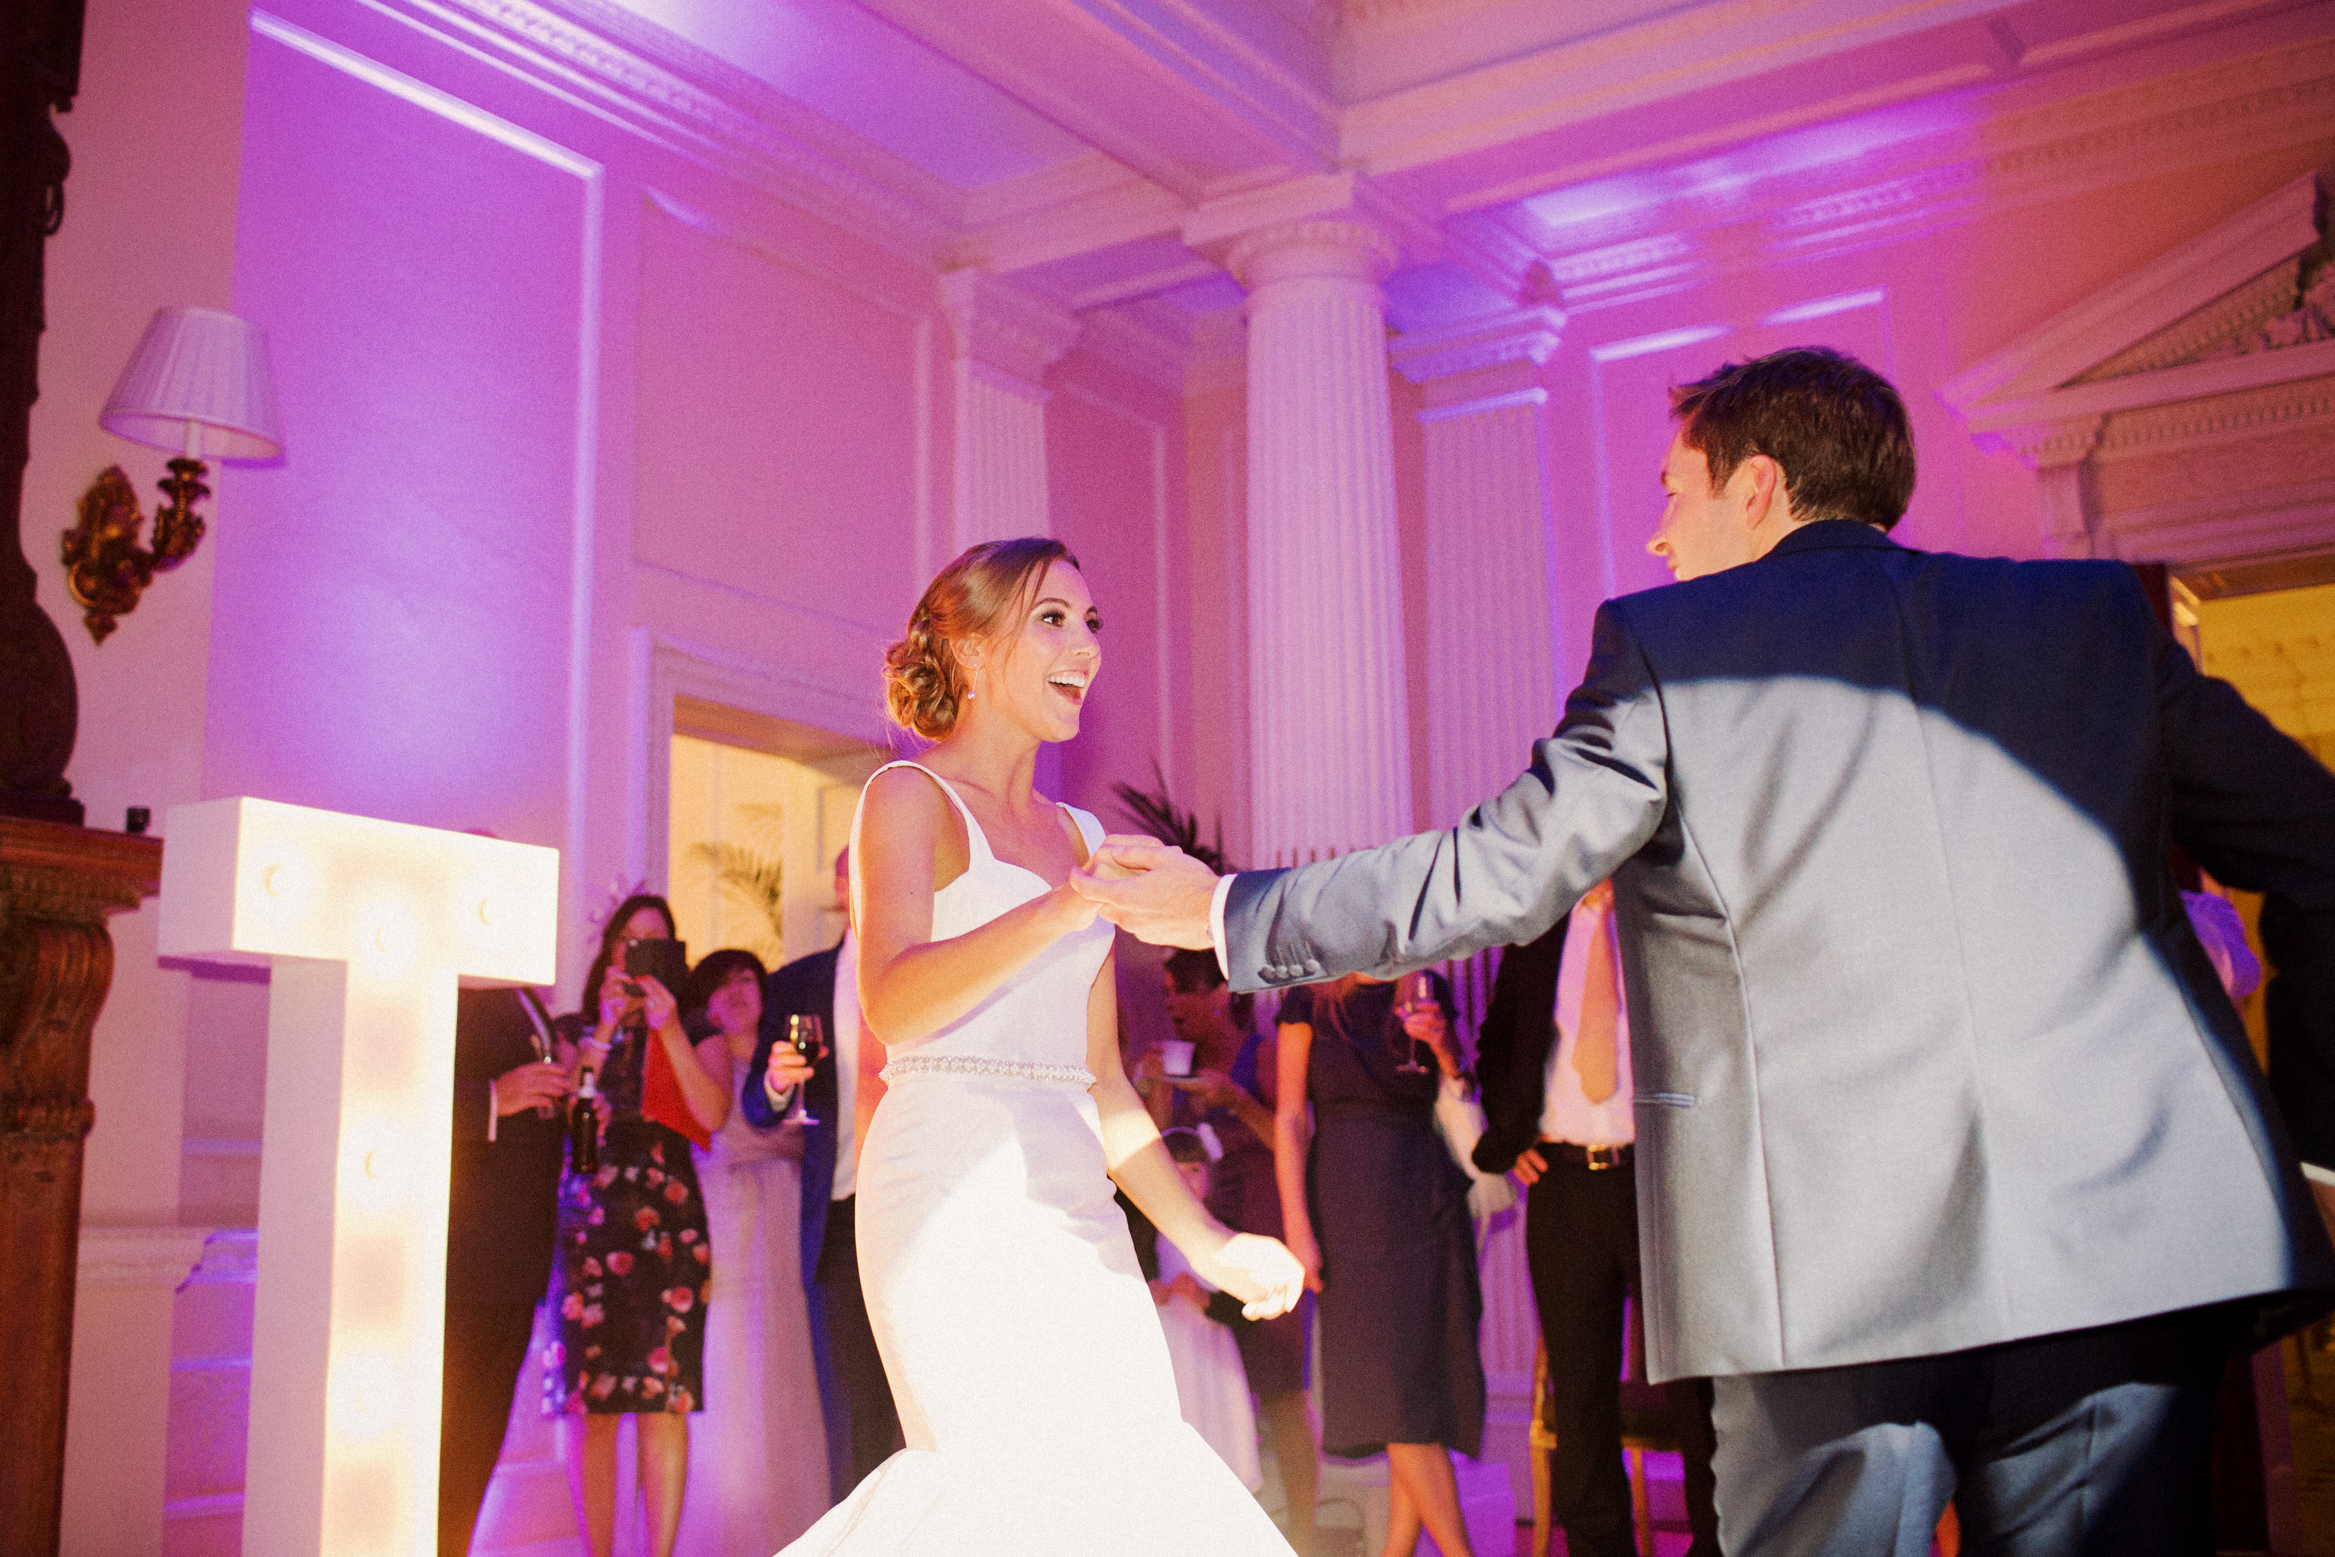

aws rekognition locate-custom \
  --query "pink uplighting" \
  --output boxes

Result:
[26,0,2335,1552]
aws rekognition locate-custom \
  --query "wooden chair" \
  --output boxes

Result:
[1527,1299,1675,1557]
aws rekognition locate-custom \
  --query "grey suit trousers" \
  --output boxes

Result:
[1710,1311,2220,1557]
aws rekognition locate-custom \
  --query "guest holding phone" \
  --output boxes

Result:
[543,895,731,1557]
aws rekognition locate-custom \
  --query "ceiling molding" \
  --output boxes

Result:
[1341,0,2018,180]
[387,0,962,261]
[852,0,1335,199]
[2096,373,2335,465]
[1100,0,1339,158]
[1389,304,1566,383]
[961,151,1153,230]
[1073,303,1195,394]
[966,173,1194,276]
[1475,36,2335,315]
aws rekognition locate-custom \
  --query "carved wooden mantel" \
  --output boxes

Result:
[0,818,161,1557]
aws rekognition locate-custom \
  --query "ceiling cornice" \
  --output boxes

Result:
[384,0,963,261]
[1470,32,2335,314]
[1341,0,2016,182]
[851,0,1337,200]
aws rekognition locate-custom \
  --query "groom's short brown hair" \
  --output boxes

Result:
[1671,347,1915,530]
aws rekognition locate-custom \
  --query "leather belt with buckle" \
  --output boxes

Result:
[1543,1141,1633,1171]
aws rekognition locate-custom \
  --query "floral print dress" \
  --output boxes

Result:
[543,1015,711,1415]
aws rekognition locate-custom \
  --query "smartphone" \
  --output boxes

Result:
[624,937,690,997]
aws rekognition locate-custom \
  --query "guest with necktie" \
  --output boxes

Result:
[1475,881,1720,1557]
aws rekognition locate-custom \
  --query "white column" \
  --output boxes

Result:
[1231,219,1410,865]
[1394,309,1568,832]
[1391,310,1566,1515]
[939,271,1080,551]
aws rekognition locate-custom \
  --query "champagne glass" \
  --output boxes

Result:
[784,1013,826,1127]
[1391,972,1435,1074]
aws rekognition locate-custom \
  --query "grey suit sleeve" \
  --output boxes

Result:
[1223,603,1671,991]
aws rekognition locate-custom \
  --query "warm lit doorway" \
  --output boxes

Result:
[2172,556,2335,1055]
[665,696,888,971]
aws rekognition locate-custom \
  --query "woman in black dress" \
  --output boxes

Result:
[543,894,733,1557]
[1275,973,1484,1557]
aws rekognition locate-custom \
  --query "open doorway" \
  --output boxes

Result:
[665,695,888,971]
[2170,552,2335,1556]
[2172,554,2335,1059]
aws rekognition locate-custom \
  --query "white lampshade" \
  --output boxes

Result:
[100,306,282,460]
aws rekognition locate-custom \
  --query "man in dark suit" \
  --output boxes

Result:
[1476,893,1718,1557]
[1080,347,2335,1554]
[743,848,901,1502]
[440,983,568,1557]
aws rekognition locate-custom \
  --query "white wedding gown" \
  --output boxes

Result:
[780,762,1291,1556]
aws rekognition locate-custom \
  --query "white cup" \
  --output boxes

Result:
[1157,1038,1196,1078]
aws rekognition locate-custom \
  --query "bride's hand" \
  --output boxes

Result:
[1082,833,1161,882]
[1049,879,1104,931]
[1197,1232,1307,1321]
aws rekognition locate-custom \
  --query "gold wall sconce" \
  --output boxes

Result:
[63,307,281,642]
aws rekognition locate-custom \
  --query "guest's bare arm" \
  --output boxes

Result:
[1273,1021,1324,1293]
[637,975,731,1133]
[856,767,1105,1046]
[1090,951,1303,1319]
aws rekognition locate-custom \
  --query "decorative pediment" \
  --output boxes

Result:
[1940,172,2333,459]
[1940,172,2335,562]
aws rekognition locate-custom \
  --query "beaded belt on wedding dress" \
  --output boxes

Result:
[881,1054,1097,1089]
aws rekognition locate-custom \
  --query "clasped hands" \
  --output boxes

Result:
[1068,836,1222,950]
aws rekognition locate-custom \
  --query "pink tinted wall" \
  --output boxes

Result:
[1047,341,1189,828]
[213,20,587,842]
[211,0,948,1011]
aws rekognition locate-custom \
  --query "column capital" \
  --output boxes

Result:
[1222,218,1401,293]
[939,271,1081,391]
[1391,305,1567,385]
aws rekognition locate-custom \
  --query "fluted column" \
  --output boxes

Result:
[1394,309,1567,832]
[939,271,1080,550]
[1232,220,1410,865]
[1389,312,1567,1491]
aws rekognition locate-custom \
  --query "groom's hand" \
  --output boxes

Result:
[1071,840,1221,950]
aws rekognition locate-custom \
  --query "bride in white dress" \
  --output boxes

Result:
[782,538,1305,1556]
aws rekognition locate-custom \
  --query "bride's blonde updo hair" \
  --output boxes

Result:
[883,537,1080,740]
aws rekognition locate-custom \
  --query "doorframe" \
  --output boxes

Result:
[626,628,895,898]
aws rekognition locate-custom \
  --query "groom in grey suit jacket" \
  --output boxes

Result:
[1079,347,2335,1556]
